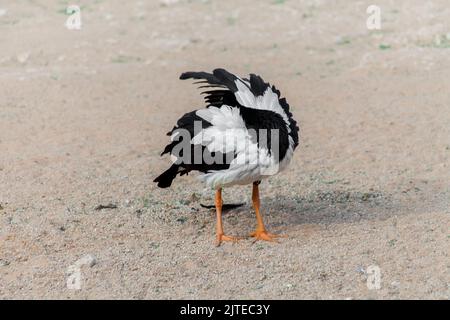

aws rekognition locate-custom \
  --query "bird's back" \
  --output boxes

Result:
[154,68,299,189]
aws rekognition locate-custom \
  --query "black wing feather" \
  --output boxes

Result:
[180,69,244,108]
[155,68,300,188]
[248,73,270,96]
[271,85,299,149]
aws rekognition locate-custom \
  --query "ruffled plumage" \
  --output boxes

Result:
[154,68,299,189]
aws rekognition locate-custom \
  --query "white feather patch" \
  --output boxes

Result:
[191,82,297,189]
[233,80,291,133]
[193,105,247,153]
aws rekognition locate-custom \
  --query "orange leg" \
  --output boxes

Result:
[215,188,241,246]
[249,182,286,242]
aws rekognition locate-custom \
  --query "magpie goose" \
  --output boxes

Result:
[154,68,299,245]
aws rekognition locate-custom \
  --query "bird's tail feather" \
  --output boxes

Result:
[154,164,179,188]
[179,68,239,92]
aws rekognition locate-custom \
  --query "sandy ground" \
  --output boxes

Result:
[0,0,449,299]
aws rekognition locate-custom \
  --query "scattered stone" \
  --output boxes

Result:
[104,13,114,21]
[94,203,117,211]
[318,272,328,281]
[388,239,397,247]
[124,199,132,207]
[356,266,366,275]
[190,193,200,203]
[178,199,190,206]
[176,217,188,224]
[75,254,97,268]
[0,259,10,267]
[149,242,160,249]
[160,0,179,6]
[0,56,9,65]
[17,52,30,64]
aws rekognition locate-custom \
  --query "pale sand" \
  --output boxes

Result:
[0,0,449,299]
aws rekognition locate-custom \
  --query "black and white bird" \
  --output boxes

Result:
[154,68,299,245]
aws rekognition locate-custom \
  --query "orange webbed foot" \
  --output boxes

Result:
[249,230,287,243]
[216,234,243,247]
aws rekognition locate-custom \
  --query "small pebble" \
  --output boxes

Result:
[17,52,30,64]
[160,0,179,6]
[356,266,366,274]
[0,259,10,267]
[75,254,97,268]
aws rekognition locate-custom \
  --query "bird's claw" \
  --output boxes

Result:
[249,230,286,243]
[215,234,242,246]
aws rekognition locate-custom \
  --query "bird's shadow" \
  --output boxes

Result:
[212,189,396,232]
